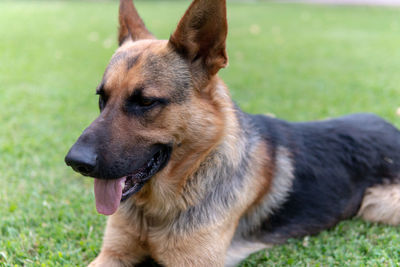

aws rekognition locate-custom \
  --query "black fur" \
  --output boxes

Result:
[136,257,163,267]
[248,113,400,242]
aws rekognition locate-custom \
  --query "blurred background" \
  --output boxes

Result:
[1,0,400,266]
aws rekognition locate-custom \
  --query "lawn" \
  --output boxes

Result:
[1,1,400,266]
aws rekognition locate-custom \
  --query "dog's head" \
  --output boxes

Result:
[65,0,229,215]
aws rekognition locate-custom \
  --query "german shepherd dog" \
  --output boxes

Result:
[65,0,400,266]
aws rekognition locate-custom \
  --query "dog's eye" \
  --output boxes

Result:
[124,88,170,116]
[138,98,156,107]
[124,95,169,116]
[126,96,158,111]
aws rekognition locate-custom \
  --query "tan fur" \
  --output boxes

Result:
[249,143,275,208]
[358,184,400,226]
[234,146,295,239]
[148,218,237,266]
[89,0,276,266]
[225,241,272,267]
[89,211,148,267]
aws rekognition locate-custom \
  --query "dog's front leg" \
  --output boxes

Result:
[89,211,149,267]
[153,220,237,267]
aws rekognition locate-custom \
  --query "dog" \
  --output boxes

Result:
[65,0,400,266]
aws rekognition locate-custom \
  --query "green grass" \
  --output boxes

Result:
[1,1,400,266]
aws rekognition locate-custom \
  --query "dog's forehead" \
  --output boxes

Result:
[105,39,166,77]
[100,39,191,100]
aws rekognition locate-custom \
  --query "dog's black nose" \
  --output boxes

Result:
[65,144,98,176]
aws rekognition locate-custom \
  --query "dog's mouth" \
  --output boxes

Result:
[94,146,171,215]
[121,147,171,201]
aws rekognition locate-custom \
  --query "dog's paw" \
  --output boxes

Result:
[358,183,400,226]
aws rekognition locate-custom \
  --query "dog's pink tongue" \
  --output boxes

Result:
[94,177,125,216]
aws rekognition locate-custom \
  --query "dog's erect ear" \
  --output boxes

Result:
[169,0,228,76]
[118,0,154,45]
